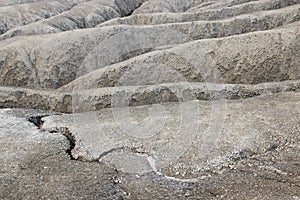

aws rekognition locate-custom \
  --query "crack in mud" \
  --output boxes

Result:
[27,113,62,128]
[38,123,202,182]
[60,127,77,160]
[40,124,152,162]
[59,127,206,182]
[27,114,78,160]
[27,115,45,128]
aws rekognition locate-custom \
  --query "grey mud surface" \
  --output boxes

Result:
[0,0,299,199]
[1,91,298,199]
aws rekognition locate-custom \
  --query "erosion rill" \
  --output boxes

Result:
[0,0,299,199]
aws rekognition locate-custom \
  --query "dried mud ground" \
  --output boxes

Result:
[0,0,300,199]
[1,92,300,199]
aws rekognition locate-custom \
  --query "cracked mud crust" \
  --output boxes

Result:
[0,0,300,199]
[40,92,300,198]
[0,109,126,199]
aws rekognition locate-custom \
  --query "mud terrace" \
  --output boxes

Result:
[0,0,299,199]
